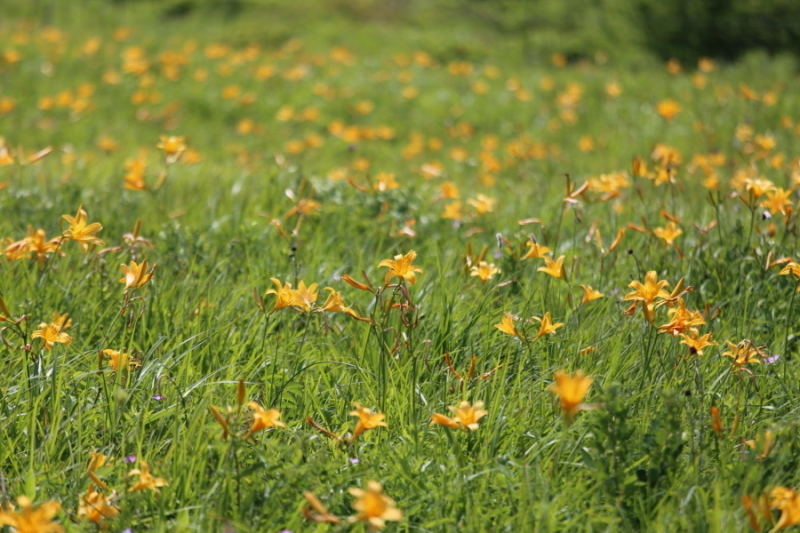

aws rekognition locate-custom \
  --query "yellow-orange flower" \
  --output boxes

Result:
[119,260,156,292]
[722,340,763,370]
[0,496,64,533]
[156,135,186,163]
[770,486,800,531]
[349,402,387,441]
[494,312,522,339]
[548,370,593,419]
[431,401,487,431]
[679,328,718,356]
[291,280,318,311]
[522,241,551,260]
[62,205,104,252]
[319,288,360,319]
[77,485,118,528]
[579,285,604,305]
[348,481,402,530]
[102,349,140,372]
[653,221,682,245]
[378,250,423,285]
[656,99,681,121]
[531,312,564,339]
[265,278,295,311]
[32,322,72,351]
[243,401,286,439]
[623,271,671,323]
[128,461,169,492]
[469,261,500,283]
[537,255,565,279]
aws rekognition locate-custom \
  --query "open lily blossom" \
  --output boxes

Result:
[119,260,156,292]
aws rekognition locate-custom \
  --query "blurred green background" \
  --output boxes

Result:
[6,0,800,66]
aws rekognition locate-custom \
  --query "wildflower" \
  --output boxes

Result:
[469,261,500,283]
[119,260,156,292]
[779,262,800,290]
[710,406,722,436]
[579,285,604,305]
[0,496,64,533]
[128,461,169,492]
[285,198,321,218]
[548,370,593,419]
[467,194,496,214]
[679,328,718,356]
[761,188,793,216]
[722,340,763,370]
[746,431,775,460]
[441,201,462,221]
[531,312,564,339]
[378,250,423,286]
[243,402,286,439]
[656,99,681,121]
[32,322,72,351]
[623,271,671,323]
[653,221,682,245]
[429,413,461,429]
[102,349,140,372]
[658,298,705,336]
[62,205,104,252]
[349,402,387,441]
[265,278,296,311]
[156,135,186,163]
[373,172,399,191]
[745,177,775,198]
[431,401,487,431]
[24,228,61,266]
[302,491,341,524]
[522,241,551,259]
[291,281,318,311]
[770,486,800,531]
[494,312,523,339]
[537,255,565,279]
[319,288,360,319]
[50,312,72,330]
[348,481,402,530]
[78,485,118,528]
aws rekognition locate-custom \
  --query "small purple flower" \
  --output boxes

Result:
[493,251,502,259]
[122,529,134,533]
[280,530,293,533]
[609,288,620,296]
[332,274,342,281]
[152,394,165,401]
[124,455,137,463]
[764,354,781,364]
[349,458,360,465]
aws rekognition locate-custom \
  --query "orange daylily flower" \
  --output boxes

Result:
[348,481,402,530]
[349,402,387,441]
[548,370,593,420]
[531,312,564,339]
[378,250,423,285]
[623,271,671,323]
[32,322,72,351]
[119,260,156,292]
[128,461,169,492]
[62,205,104,252]
[0,496,64,533]
[243,401,286,439]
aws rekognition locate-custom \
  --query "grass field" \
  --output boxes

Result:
[2,2,800,532]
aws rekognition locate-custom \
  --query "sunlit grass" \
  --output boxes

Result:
[1,3,800,532]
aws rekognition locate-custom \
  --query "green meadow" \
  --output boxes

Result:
[2,1,800,531]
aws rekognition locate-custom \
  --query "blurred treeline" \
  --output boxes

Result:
[9,0,800,64]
